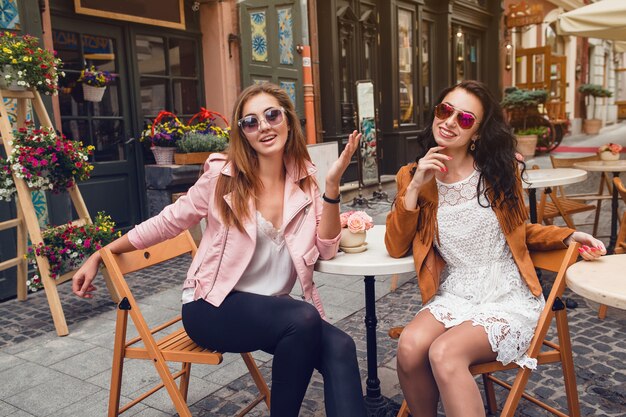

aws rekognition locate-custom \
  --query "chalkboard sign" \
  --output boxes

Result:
[74,0,185,30]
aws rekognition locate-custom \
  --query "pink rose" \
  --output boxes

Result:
[340,210,354,228]
[347,215,366,233]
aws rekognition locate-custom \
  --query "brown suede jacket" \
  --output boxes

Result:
[385,164,575,304]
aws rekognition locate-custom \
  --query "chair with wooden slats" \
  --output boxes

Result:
[389,243,581,417]
[549,154,613,235]
[101,231,270,417]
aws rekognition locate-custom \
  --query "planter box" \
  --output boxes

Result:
[516,134,538,158]
[174,152,212,165]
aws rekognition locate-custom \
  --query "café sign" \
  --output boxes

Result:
[507,1,544,28]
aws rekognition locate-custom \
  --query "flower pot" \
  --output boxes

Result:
[151,146,176,165]
[599,152,620,162]
[583,119,602,135]
[515,134,538,158]
[82,84,106,102]
[340,229,366,248]
[0,65,26,91]
[174,152,212,165]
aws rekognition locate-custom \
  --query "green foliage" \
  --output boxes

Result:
[515,126,548,136]
[176,131,229,153]
[578,84,613,119]
[501,87,548,110]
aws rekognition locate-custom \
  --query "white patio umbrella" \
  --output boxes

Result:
[557,0,626,41]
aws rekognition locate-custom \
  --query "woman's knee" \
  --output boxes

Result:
[288,301,323,337]
[428,338,464,382]
[396,329,431,374]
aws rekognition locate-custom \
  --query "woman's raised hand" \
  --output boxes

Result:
[409,146,452,191]
[325,130,361,190]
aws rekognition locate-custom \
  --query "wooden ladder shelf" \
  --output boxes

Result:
[0,88,113,336]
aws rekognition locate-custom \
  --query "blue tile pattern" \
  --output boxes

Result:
[279,81,296,107]
[278,7,293,65]
[0,0,20,30]
[250,11,268,62]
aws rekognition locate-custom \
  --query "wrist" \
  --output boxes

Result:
[324,184,340,200]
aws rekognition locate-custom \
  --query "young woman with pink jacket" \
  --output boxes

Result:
[73,83,367,417]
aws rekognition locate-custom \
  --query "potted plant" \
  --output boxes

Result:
[77,65,116,102]
[338,210,374,252]
[140,111,190,165]
[0,123,94,201]
[597,143,622,161]
[578,84,613,135]
[174,130,229,165]
[26,211,119,291]
[502,88,548,158]
[0,31,63,95]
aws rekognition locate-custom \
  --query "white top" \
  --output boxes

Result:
[314,225,414,276]
[573,160,626,173]
[182,212,296,303]
[522,168,587,189]
[565,254,626,310]
[424,170,544,369]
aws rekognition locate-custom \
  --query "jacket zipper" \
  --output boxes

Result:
[292,205,310,235]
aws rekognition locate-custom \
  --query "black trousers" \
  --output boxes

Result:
[182,291,367,417]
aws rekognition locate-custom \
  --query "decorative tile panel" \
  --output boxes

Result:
[279,81,296,107]
[31,190,48,227]
[0,0,20,30]
[277,7,293,65]
[250,10,268,62]
[252,78,270,85]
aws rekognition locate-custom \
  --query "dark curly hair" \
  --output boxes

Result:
[413,80,525,210]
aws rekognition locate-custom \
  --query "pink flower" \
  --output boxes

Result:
[598,143,623,155]
[340,211,354,228]
[341,210,374,233]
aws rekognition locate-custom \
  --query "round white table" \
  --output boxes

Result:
[573,160,626,253]
[315,225,414,415]
[566,254,626,310]
[522,168,588,223]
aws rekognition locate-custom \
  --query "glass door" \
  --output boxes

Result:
[52,17,141,231]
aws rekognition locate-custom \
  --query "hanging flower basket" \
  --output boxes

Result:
[82,84,106,102]
[151,146,176,165]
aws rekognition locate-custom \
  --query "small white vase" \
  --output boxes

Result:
[599,152,620,161]
[340,229,366,248]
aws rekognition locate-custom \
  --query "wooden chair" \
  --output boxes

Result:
[101,231,270,417]
[389,243,581,417]
[529,164,596,230]
[549,155,613,235]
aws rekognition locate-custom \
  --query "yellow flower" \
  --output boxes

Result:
[11,58,17,64]
[2,47,11,54]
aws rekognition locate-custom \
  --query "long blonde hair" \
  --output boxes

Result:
[215,83,314,231]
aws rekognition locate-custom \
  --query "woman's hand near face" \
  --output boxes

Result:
[403,146,451,210]
[565,231,607,261]
[324,130,361,196]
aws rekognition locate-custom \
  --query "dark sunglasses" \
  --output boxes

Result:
[237,107,286,134]
[434,102,478,130]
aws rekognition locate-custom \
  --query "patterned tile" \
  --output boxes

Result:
[0,0,20,30]
[277,7,293,65]
[250,10,268,62]
[279,81,296,107]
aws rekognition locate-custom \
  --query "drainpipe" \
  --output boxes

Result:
[299,0,317,144]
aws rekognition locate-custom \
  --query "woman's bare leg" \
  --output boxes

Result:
[428,322,497,417]
[396,309,446,417]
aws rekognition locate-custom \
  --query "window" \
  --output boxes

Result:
[55,30,125,162]
[135,34,201,124]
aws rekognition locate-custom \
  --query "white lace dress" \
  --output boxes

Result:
[421,170,544,369]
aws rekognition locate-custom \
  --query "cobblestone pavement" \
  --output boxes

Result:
[189,278,626,417]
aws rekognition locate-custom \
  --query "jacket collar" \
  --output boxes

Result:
[221,157,317,239]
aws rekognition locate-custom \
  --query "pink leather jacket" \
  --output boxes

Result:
[127,153,341,317]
